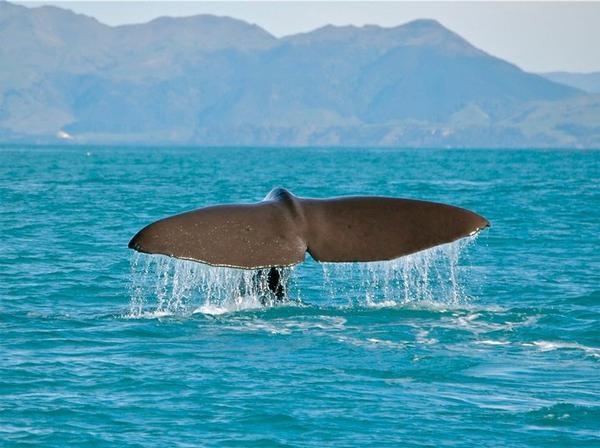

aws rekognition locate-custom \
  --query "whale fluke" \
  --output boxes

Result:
[128,188,489,269]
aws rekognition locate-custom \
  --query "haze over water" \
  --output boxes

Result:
[1,146,599,446]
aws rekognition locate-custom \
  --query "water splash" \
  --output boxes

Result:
[127,237,477,317]
[127,254,295,317]
[319,237,475,307]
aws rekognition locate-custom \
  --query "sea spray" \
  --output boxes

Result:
[128,253,295,317]
[318,237,474,307]
[128,237,477,316]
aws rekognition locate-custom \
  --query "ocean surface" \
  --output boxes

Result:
[1,146,599,447]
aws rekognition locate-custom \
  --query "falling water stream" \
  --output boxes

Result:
[128,237,476,317]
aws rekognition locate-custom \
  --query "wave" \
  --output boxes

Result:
[523,340,600,359]
[524,403,600,428]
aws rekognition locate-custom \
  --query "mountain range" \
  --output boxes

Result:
[1,1,599,147]
[540,72,600,94]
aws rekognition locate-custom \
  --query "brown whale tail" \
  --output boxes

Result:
[128,188,489,269]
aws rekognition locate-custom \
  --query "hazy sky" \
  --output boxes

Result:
[17,1,600,73]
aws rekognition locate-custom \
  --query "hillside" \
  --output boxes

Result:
[1,1,598,147]
[541,72,600,94]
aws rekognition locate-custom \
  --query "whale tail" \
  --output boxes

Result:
[128,188,489,269]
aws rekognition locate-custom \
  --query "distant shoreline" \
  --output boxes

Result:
[1,143,598,151]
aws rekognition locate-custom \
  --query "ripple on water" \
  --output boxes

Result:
[3,147,600,447]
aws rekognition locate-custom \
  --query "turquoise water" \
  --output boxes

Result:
[1,146,599,447]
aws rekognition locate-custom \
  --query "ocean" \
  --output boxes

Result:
[1,146,598,446]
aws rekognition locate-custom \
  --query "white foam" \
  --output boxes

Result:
[415,329,438,345]
[337,335,405,349]
[122,309,174,320]
[193,295,264,316]
[524,341,600,358]
[477,340,510,346]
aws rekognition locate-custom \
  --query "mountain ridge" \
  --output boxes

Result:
[0,1,597,147]
[540,71,600,94]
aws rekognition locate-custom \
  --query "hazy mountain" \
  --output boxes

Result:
[541,71,600,94]
[1,1,598,147]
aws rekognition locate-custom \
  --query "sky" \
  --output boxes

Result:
[16,1,600,73]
